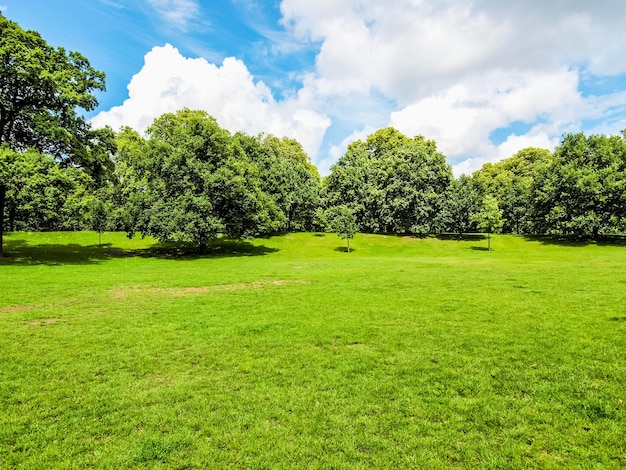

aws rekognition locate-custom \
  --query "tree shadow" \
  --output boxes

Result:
[523,235,626,247]
[0,239,116,266]
[436,233,486,242]
[470,246,491,251]
[140,239,279,260]
[0,238,279,266]
[608,316,626,322]
[334,246,356,253]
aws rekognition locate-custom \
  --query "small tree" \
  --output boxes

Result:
[326,205,357,252]
[472,195,503,250]
[90,198,109,245]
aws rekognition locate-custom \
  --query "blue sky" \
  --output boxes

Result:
[3,0,626,175]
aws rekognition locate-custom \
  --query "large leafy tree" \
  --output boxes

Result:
[325,127,452,234]
[530,132,626,238]
[235,133,321,232]
[121,109,281,250]
[473,147,552,234]
[440,174,480,238]
[0,13,110,254]
[0,147,93,232]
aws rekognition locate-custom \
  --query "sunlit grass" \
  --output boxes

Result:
[1,232,625,468]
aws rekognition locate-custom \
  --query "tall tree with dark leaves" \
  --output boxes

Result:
[325,127,452,234]
[0,13,111,254]
[530,132,626,238]
[122,109,282,250]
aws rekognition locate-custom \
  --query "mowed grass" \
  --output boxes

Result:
[0,232,625,469]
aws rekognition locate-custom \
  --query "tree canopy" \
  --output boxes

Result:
[0,13,110,254]
[324,127,453,235]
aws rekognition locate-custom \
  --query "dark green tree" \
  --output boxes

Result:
[530,133,626,238]
[325,127,452,234]
[440,174,480,238]
[122,109,282,250]
[0,13,110,254]
[234,133,320,232]
[473,148,551,234]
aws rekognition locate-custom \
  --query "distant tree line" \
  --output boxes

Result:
[2,12,626,254]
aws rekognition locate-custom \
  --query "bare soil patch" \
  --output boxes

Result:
[114,280,309,298]
[27,318,59,326]
[0,305,35,314]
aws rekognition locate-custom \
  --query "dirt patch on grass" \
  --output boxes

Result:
[0,305,34,314]
[114,280,310,298]
[27,318,59,326]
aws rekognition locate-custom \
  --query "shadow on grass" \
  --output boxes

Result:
[0,239,117,266]
[470,246,491,251]
[608,316,626,322]
[0,238,278,266]
[523,235,626,247]
[140,239,279,260]
[334,246,356,253]
[436,233,486,242]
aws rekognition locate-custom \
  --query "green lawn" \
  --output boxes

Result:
[1,232,625,468]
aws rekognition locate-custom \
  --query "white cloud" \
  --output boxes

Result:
[93,0,626,175]
[278,0,626,172]
[147,0,200,30]
[389,69,584,173]
[91,44,331,159]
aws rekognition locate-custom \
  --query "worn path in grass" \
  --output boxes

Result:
[1,232,625,468]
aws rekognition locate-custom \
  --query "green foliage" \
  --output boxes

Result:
[0,13,111,177]
[121,109,282,249]
[1,232,626,467]
[0,147,93,231]
[439,174,480,237]
[472,195,503,250]
[325,204,357,252]
[325,127,453,234]
[473,147,552,233]
[530,132,626,238]
[88,198,109,245]
[0,13,113,255]
[234,133,321,232]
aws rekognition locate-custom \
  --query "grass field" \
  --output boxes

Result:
[1,231,625,468]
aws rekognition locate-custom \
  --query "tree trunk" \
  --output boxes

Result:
[347,237,350,253]
[487,232,491,251]
[0,183,5,257]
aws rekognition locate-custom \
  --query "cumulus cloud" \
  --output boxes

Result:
[278,0,626,172]
[91,44,331,158]
[389,69,584,172]
[93,0,626,174]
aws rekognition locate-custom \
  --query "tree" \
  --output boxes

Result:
[530,133,626,238]
[472,195,503,250]
[326,205,357,252]
[0,13,109,254]
[324,127,452,234]
[234,133,321,232]
[0,147,93,232]
[121,109,282,250]
[89,198,109,245]
[440,174,480,238]
[473,147,551,234]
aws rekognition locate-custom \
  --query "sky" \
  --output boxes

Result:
[3,0,626,175]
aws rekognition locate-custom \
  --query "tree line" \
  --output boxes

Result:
[2,13,626,254]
